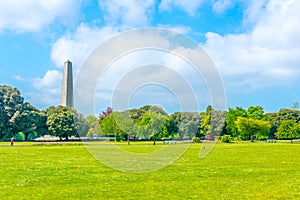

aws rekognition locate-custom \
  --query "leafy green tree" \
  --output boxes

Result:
[177,112,200,139]
[113,111,137,144]
[267,109,300,138]
[10,102,47,140]
[199,113,211,138]
[46,106,88,140]
[275,120,300,142]
[278,109,300,122]
[236,117,271,142]
[225,107,247,137]
[247,106,265,120]
[210,110,226,139]
[0,85,24,139]
[139,111,167,144]
[167,112,181,138]
[86,115,98,136]
[99,114,119,138]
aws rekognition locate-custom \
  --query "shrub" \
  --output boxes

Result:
[219,135,233,143]
[192,136,201,143]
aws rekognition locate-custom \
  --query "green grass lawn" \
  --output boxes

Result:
[0,142,299,199]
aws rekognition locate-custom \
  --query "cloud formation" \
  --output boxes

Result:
[159,0,205,16]
[51,24,117,71]
[44,0,300,111]
[28,70,62,107]
[0,0,81,32]
[99,0,155,28]
[203,0,300,91]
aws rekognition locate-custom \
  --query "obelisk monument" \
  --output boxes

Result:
[61,60,74,107]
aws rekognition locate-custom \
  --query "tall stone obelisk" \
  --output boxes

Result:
[61,60,74,108]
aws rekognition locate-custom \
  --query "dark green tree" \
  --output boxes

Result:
[10,102,47,140]
[275,120,300,142]
[46,106,88,140]
[0,85,24,139]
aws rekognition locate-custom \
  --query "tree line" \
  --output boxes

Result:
[1,85,299,142]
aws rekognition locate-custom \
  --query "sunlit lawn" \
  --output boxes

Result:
[0,141,299,199]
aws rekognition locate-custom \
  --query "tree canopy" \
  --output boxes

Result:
[1,84,299,142]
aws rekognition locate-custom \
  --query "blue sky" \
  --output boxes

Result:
[0,0,299,114]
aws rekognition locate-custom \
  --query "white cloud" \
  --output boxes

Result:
[98,0,155,28]
[51,24,118,72]
[203,0,300,91]
[212,0,233,14]
[0,0,82,32]
[159,0,205,16]
[27,69,62,108]
[33,69,61,89]
[243,0,269,25]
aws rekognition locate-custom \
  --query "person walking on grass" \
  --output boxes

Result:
[10,137,14,146]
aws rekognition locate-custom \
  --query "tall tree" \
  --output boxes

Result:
[10,102,47,140]
[225,107,247,137]
[46,106,88,140]
[139,111,167,144]
[166,115,179,138]
[114,111,137,145]
[236,117,271,142]
[177,112,200,139]
[275,120,300,142]
[0,85,24,139]
[199,113,211,138]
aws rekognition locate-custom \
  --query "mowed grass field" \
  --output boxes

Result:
[0,142,299,200]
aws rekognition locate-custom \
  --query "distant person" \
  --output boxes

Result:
[10,137,14,146]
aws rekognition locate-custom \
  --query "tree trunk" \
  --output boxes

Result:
[250,135,254,142]
[153,138,156,145]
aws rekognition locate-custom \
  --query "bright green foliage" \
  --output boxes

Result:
[46,106,88,140]
[225,107,247,137]
[218,134,233,143]
[275,120,300,140]
[246,106,266,119]
[192,136,201,143]
[129,105,168,122]
[139,111,167,144]
[99,114,117,136]
[226,106,269,138]
[267,109,300,138]
[115,111,136,136]
[199,113,211,137]
[236,117,271,142]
